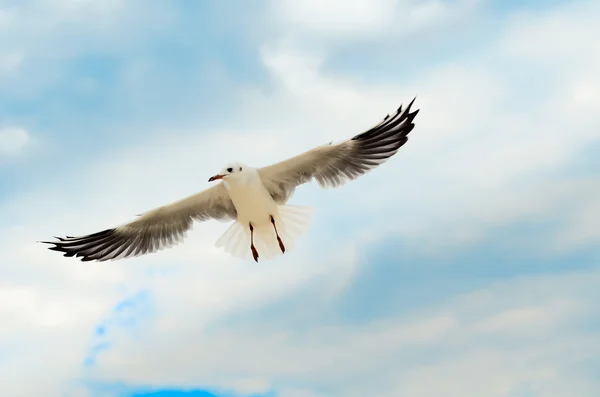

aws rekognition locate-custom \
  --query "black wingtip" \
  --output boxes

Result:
[38,235,71,244]
[397,96,418,116]
[408,108,420,123]
[405,96,417,113]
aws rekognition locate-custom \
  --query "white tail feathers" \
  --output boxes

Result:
[215,204,314,261]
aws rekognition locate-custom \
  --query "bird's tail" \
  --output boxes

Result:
[215,204,314,261]
[273,204,315,255]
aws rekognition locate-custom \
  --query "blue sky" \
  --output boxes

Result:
[1,1,599,396]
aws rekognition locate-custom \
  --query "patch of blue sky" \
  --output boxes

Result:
[84,342,111,367]
[15,40,251,137]
[84,290,153,368]
[128,391,221,397]
[0,2,271,201]
[125,389,275,397]
[82,382,275,397]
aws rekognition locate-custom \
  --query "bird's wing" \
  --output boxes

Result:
[258,98,419,203]
[41,183,237,262]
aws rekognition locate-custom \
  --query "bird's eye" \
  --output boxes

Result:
[227,167,233,173]
[239,167,242,171]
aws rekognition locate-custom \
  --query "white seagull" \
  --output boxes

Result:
[42,99,419,262]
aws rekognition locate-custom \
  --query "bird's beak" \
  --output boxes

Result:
[208,174,224,182]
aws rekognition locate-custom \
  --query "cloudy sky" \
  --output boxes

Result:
[1,0,599,396]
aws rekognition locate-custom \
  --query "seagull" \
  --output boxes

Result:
[41,98,420,262]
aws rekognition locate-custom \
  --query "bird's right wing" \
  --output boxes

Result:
[41,183,237,262]
[258,98,419,203]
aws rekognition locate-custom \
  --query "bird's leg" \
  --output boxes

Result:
[270,215,286,254]
[249,222,259,262]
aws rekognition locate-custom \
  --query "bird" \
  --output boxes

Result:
[41,98,420,262]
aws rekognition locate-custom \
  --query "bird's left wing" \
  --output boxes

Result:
[41,183,237,262]
[258,98,419,203]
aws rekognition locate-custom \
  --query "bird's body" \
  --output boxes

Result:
[225,168,277,228]
[216,167,313,261]
[42,99,419,262]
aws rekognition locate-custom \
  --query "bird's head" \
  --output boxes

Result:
[208,162,249,182]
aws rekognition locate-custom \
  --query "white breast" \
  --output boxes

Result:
[224,171,278,226]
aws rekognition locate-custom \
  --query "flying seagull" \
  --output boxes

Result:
[41,98,420,262]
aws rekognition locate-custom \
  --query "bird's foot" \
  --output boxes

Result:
[277,236,286,254]
[249,222,259,262]
[270,215,286,254]
[251,245,259,262]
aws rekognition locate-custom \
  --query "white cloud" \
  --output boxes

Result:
[0,127,30,158]
[270,0,398,38]
[269,0,483,42]
[86,269,600,397]
[473,300,585,334]
[388,272,600,397]
[1,1,600,397]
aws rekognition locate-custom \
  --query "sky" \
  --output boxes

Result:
[1,0,599,396]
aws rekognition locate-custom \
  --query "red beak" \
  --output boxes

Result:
[208,174,224,182]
